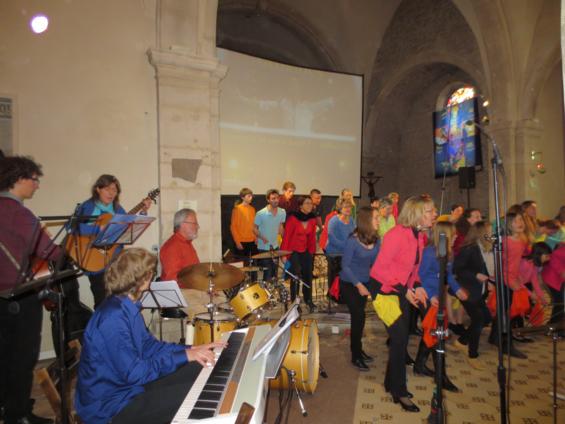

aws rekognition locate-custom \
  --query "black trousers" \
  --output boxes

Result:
[548,284,565,324]
[326,255,342,291]
[88,272,106,309]
[289,251,313,304]
[383,294,411,398]
[112,362,202,424]
[0,294,43,422]
[459,298,491,358]
[340,280,368,359]
[234,241,257,263]
[256,250,278,282]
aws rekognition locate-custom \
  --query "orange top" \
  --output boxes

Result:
[230,203,256,244]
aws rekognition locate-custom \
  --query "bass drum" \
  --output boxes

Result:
[193,312,237,346]
[270,319,319,393]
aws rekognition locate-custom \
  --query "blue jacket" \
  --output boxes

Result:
[325,215,355,255]
[418,246,461,299]
[75,296,188,424]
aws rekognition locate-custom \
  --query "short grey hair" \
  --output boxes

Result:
[173,208,196,231]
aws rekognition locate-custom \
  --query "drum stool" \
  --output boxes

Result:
[158,308,188,344]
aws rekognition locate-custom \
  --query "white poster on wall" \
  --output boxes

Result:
[0,97,12,156]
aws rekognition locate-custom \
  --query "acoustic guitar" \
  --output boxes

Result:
[65,188,160,272]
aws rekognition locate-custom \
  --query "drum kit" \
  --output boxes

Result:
[177,249,322,393]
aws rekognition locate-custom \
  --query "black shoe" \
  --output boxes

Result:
[504,345,528,359]
[442,375,460,393]
[360,351,374,363]
[392,396,420,412]
[513,334,534,343]
[413,363,435,377]
[405,353,415,366]
[384,387,414,399]
[307,302,318,314]
[351,358,370,371]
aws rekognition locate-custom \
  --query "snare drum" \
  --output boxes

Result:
[270,319,320,393]
[193,312,237,345]
[229,283,270,320]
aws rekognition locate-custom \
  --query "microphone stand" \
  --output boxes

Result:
[471,121,509,424]
[428,232,448,423]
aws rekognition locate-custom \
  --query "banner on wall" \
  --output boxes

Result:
[0,97,13,156]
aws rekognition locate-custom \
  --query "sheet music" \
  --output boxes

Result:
[139,280,188,308]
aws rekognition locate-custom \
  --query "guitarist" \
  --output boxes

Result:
[74,175,151,308]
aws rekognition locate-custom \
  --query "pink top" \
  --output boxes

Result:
[518,259,545,300]
[370,225,426,294]
[542,244,565,291]
[503,236,527,288]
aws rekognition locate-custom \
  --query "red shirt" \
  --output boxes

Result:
[159,232,200,286]
[281,215,317,254]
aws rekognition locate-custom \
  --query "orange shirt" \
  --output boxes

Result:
[159,232,199,286]
[230,203,256,244]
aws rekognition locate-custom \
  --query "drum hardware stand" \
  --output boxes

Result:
[289,369,308,417]
[206,263,218,342]
[319,363,328,379]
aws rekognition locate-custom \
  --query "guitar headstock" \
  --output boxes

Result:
[147,188,160,204]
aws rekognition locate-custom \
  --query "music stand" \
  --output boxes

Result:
[93,214,155,251]
[139,280,188,310]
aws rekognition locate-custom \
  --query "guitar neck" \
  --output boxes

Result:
[128,201,145,215]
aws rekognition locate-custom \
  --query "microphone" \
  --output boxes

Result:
[465,120,502,165]
[438,232,447,258]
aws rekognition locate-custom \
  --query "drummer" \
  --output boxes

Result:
[160,208,225,318]
[254,189,286,281]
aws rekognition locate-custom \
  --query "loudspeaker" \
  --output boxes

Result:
[458,166,476,189]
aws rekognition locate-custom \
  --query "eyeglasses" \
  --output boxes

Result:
[183,221,200,227]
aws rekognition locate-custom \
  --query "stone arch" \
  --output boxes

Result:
[518,0,562,121]
[217,0,343,71]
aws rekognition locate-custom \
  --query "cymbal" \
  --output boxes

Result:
[240,266,266,272]
[178,262,245,291]
[251,250,292,260]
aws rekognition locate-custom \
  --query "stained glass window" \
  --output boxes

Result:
[446,86,475,107]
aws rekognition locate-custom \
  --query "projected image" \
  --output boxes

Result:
[218,49,363,195]
[433,98,482,178]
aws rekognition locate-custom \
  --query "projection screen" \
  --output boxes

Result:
[218,49,363,196]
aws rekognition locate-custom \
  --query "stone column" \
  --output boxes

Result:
[514,118,544,202]
[148,0,227,261]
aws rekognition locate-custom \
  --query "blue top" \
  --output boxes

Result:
[418,246,461,299]
[74,198,127,275]
[254,206,286,251]
[75,296,188,424]
[340,236,379,285]
[325,215,355,255]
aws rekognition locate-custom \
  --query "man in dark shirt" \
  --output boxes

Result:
[0,156,59,424]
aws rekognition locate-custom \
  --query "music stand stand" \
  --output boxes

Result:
[140,280,188,343]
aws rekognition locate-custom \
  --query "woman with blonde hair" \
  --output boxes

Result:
[369,195,433,412]
[76,248,223,424]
